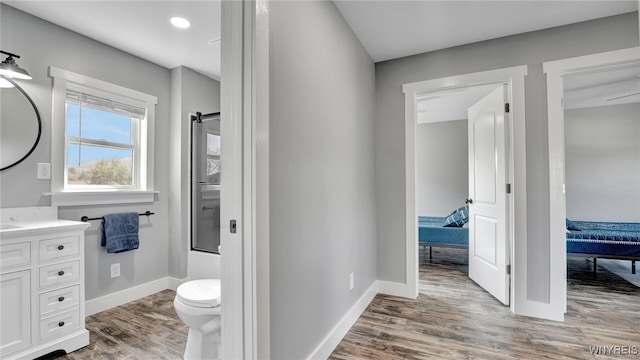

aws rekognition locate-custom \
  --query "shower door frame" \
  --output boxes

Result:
[190,112,221,254]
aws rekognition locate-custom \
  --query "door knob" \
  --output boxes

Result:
[465,198,473,204]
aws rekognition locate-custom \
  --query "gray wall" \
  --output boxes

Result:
[169,66,220,279]
[416,120,468,217]
[565,103,640,223]
[0,5,172,300]
[269,1,377,358]
[375,13,639,301]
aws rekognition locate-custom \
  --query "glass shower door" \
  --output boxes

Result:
[191,114,221,253]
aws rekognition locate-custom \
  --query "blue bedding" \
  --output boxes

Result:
[419,217,639,272]
[418,217,640,258]
[567,221,640,257]
[418,216,468,247]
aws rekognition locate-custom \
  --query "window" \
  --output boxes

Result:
[65,90,141,188]
[48,67,157,205]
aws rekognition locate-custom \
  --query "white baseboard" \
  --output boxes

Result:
[306,281,379,360]
[377,279,418,299]
[85,276,186,316]
[167,276,188,291]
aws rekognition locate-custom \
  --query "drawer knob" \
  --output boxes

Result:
[57,245,64,250]
[58,271,65,276]
[58,321,65,327]
[58,296,65,302]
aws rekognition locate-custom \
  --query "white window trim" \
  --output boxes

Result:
[46,66,158,206]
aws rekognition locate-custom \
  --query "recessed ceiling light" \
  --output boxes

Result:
[170,17,191,29]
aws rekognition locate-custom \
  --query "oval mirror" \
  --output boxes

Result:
[0,77,42,171]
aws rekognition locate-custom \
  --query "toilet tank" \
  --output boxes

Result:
[188,250,220,280]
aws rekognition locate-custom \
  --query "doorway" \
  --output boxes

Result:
[416,82,511,305]
[403,65,528,314]
[544,47,640,314]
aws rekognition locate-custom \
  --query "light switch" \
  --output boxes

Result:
[37,163,51,179]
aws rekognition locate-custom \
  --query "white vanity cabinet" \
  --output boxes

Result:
[1,207,90,360]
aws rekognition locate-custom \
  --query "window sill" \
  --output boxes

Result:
[44,190,159,207]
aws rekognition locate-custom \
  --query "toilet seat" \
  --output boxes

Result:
[177,279,221,308]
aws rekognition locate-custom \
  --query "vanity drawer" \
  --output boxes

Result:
[39,309,80,341]
[0,242,31,270]
[39,261,80,288]
[39,236,79,261]
[40,285,80,317]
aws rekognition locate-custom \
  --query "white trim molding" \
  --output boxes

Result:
[47,66,157,206]
[220,1,258,359]
[45,190,158,206]
[218,1,265,358]
[377,280,419,298]
[251,0,271,358]
[543,47,640,318]
[306,281,379,360]
[402,65,530,316]
[85,277,185,316]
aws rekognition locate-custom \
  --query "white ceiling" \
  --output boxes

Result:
[334,0,638,63]
[564,65,640,110]
[418,65,640,124]
[4,0,221,79]
[3,0,638,85]
[417,84,499,124]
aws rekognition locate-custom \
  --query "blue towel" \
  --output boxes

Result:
[101,212,139,253]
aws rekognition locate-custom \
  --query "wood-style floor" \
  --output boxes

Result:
[47,248,639,359]
[43,290,187,360]
[330,248,640,359]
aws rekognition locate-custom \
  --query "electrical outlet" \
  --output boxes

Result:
[349,272,354,290]
[111,263,120,278]
[37,163,51,179]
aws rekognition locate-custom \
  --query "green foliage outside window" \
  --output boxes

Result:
[67,158,132,185]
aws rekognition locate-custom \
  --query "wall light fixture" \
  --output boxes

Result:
[0,50,32,80]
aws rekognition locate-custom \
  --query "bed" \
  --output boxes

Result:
[566,220,640,274]
[418,216,468,259]
[418,217,640,274]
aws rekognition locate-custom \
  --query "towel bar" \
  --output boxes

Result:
[81,211,154,222]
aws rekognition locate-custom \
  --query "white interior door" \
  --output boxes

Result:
[468,84,510,305]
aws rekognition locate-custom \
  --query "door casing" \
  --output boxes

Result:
[220,1,271,358]
[543,47,640,318]
[402,66,529,316]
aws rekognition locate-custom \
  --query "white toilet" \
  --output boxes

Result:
[174,279,222,360]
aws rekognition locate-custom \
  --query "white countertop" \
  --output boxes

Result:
[0,206,90,239]
[0,219,90,238]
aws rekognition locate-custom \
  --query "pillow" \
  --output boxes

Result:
[444,206,469,227]
[460,205,469,223]
[566,218,581,231]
